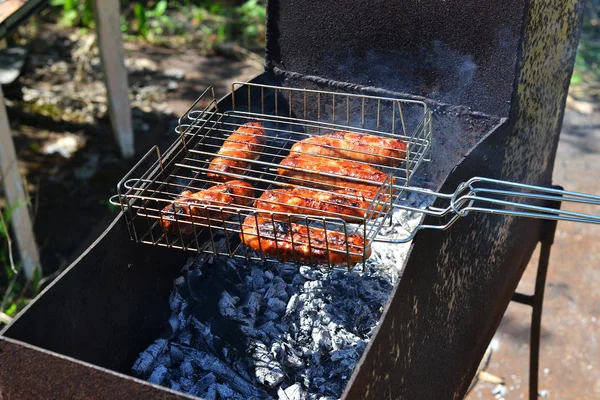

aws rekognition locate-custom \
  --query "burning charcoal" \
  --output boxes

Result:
[277,383,304,400]
[257,321,283,340]
[311,327,332,350]
[299,265,319,280]
[241,291,263,325]
[285,293,299,316]
[148,365,169,385]
[189,349,267,398]
[265,277,288,302]
[179,377,194,392]
[218,291,242,320]
[263,310,280,321]
[283,344,305,369]
[267,297,288,316]
[248,268,266,290]
[176,329,192,346]
[179,361,194,378]
[216,383,244,399]
[252,341,285,388]
[189,373,217,399]
[133,198,424,399]
[169,380,182,392]
[132,338,168,377]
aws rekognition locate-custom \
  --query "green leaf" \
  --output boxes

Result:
[4,303,17,317]
[209,3,222,15]
[571,73,583,85]
[32,267,41,295]
[61,9,78,26]
[154,0,168,17]
[134,3,148,37]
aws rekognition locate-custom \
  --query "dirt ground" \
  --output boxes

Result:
[4,26,600,399]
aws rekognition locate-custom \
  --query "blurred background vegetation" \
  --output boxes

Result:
[570,0,600,102]
[46,0,266,52]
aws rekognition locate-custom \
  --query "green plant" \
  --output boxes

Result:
[50,0,95,28]
[236,0,266,44]
[0,202,39,324]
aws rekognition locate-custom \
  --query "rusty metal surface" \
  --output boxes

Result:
[343,1,583,399]
[1,214,188,375]
[0,337,195,400]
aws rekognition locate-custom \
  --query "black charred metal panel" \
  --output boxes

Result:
[266,0,526,117]
[343,1,583,399]
[1,216,188,374]
[0,337,193,400]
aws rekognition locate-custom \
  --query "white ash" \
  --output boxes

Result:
[133,194,428,399]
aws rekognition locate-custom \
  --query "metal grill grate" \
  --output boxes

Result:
[111,83,433,270]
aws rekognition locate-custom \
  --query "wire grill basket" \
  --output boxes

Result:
[111,82,433,270]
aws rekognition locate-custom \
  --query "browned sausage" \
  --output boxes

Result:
[160,180,254,235]
[240,215,371,266]
[277,154,392,192]
[290,131,406,166]
[207,121,266,182]
[254,187,388,222]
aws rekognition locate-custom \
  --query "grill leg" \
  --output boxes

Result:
[511,186,561,400]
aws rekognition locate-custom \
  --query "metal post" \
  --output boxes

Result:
[511,185,561,400]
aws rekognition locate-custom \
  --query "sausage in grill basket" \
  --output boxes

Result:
[277,153,392,192]
[207,121,266,182]
[240,215,371,266]
[290,131,407,166]
[160,180,254,235]
[254,187,388,222]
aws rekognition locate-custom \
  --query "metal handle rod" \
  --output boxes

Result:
[375,177,600,244]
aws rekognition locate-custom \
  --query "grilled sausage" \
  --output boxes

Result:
[160,180,254,235]
[277,154,391,192]
[207,121,266,182]
[240,215,371,266]
[254,187,388,221]
[290,131,407,166]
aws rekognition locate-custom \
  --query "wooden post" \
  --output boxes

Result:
[0,86,40,280]
[93,0,134,158]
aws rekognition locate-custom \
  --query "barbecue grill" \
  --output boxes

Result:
[0,1,586,399]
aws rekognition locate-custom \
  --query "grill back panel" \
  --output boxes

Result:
[266,0,526,117]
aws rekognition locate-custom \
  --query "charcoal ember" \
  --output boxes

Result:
[218,291,243,320]
[169,380,182,392]
[311,327,332,350]
[248,268,266,290]
[285,293,299,316]
[264,277,289,302]
[148,365,169,385]
[299,265,319,280]
[133,195,425,399]
[262,310,280,321]
[252,340,285,388]
[267,297,287,316]
[243,292,262,324]
[189,373,217,399]
[132,338,168,377]
[216,383,245,400]
[278,383,304,400]
[283,344,304,369]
